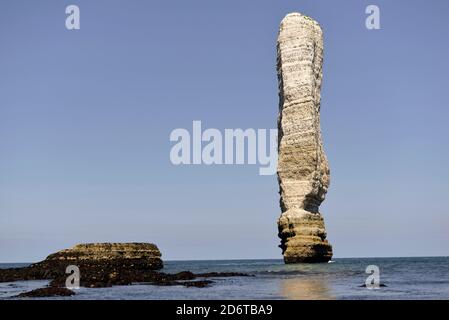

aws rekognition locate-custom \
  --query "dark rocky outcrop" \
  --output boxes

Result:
[359,283,388,288]
[0,243,248,297]
[0,243,163,283]
[16,287,75,298]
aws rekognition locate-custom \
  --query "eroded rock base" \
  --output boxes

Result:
[278,210,332,263]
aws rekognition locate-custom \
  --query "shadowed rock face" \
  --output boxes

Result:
[276,13,333,263]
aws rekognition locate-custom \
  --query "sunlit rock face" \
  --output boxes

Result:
[276,13,332,263]
[37,243,163,270]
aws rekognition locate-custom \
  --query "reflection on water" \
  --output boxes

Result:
[280,277,335,300]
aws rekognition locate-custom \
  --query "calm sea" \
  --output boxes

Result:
[1,257,448,300]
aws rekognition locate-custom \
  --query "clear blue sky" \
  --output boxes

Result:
[1,0,448,262]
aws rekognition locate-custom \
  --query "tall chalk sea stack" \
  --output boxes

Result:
[276,13,333,263]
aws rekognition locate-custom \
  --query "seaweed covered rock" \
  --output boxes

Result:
[0,243,162,283]
[16,287,75,298]
[0,243,248,296]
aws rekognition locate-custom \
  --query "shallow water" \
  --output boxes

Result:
[1,257,448,299]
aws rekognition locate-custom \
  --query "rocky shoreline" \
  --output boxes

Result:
[0,243,248,298]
